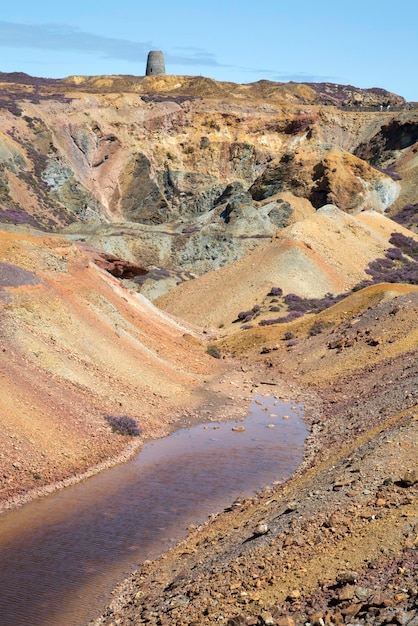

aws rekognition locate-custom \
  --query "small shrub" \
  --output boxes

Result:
[204,118,220,131]
[104,414,142,436]
[392,203,418,226]
[269,286,283,297]
[259,310,305,327]
[352,279,372,291]
[259,317,281,326]
[236,306,261,322]
[284,331,294,341]
[309,322,324,336]
[237,309,254,321]
[286,310,305,320]
[385,247,403,260]
[206,344,222,359]
[389,232,418,258]
[284,293,312,313]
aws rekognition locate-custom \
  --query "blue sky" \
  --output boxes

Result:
[1,1,417,101]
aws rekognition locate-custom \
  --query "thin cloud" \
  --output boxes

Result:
[166,52,224,67]
[237,65,339,83]
[273,72,340,83]
[0,21,222,67]
[163,45,226,67]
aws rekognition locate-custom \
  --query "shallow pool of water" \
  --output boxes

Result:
[0,394,306,626]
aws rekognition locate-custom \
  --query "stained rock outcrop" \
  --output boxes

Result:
[77,243,148,278]
[0,72,415,296]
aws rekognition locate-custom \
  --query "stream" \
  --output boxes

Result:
[0,394,307,626]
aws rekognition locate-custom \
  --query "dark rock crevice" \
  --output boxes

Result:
[355,120,418,165]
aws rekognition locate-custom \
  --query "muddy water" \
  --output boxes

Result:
[0,394,306,626]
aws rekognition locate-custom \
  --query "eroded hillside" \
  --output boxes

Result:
[155,208,418,328]
[0,73,417,626]
[0,227,229,511]
[1,73,417,298]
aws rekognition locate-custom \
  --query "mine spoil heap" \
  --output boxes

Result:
[0,70,416,626]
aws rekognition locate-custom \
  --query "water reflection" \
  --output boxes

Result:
[0,394,306,626]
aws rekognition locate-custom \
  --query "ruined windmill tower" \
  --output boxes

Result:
[145,51,166,76]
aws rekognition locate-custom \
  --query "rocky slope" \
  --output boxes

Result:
[0,73,417,298]
[93,285,418,626]
[155,207,418,329]
[0,226,226,511]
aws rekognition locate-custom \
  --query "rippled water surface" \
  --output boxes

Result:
[0,394,306,626]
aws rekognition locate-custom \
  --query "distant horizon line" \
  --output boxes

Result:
[0,69,415,102]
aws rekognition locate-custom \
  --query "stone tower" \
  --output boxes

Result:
[145,51,166,76]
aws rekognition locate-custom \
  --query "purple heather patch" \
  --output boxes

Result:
[0,262,42,287]
[103,414,142,437]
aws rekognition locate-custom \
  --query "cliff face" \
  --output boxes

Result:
[0,74,415,292]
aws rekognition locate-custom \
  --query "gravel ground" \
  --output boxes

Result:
[92,295,418,626]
